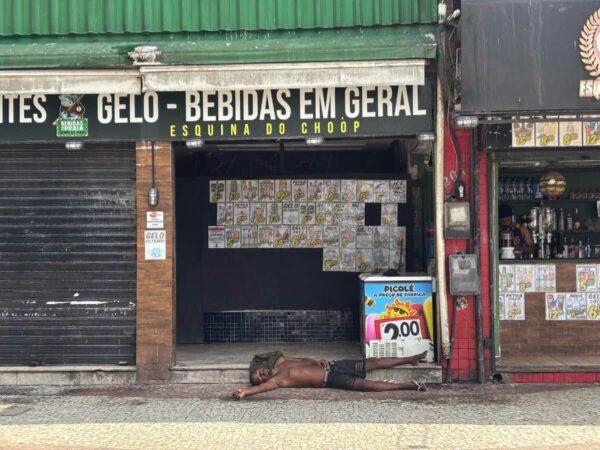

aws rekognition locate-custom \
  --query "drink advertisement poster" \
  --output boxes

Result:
[363,279,435,362]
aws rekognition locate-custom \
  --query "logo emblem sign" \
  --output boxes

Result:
[579,8,600,99]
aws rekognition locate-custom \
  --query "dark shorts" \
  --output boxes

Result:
[323,359,367,390]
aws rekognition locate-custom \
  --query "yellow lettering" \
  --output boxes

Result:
[182,124,189,137]
[353,120,360,132]
[243,124,250,136]
[220,124,225,136]
[169,125,176,137]
[313,122,321,133]
[327,121,334,133]
[266,123,273,135]
[208,124,215,136]
[194,124,202,136]
[279,123,286,135]
[230,123,237,136]
[301,122,308,134]
[340,121,347,133]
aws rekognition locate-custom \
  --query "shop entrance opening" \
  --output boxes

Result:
[495,150,600,373]
[174,139,434,370]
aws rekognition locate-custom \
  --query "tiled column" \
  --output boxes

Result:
[136,141,176,382]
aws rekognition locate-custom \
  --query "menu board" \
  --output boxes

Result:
[209,178,407,272]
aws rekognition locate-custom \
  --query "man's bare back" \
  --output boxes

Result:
[233,351,427,399]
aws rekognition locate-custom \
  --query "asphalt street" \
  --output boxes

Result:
[0,383,599,449]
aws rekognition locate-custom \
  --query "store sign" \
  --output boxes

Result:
[579,8,600,99]
[144,230,166,260]
[462,0,600,113]
[0,82,434,142]
[146,211,164,229]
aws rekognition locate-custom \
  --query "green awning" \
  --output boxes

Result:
[0,25,436,69]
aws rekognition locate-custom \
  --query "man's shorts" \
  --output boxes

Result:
[323,359,367,390]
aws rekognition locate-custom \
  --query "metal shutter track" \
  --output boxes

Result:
[0,146,136,365]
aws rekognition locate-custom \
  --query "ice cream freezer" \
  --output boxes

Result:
[360,275,436,362]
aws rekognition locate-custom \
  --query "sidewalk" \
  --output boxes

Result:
[1,383,599,449]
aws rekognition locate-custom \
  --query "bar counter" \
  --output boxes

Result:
[498,258,600,357]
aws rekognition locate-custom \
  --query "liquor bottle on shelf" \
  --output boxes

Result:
[573,208,581,231]
[558,208,565,232]
[568,238,576,259]
[585,238,592,259]
[578,240,585,259]
[562,236,569,259]
[566,210,573,231]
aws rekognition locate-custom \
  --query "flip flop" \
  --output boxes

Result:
[412,381,427,391]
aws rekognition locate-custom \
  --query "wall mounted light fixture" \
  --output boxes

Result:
[148,143,160,207]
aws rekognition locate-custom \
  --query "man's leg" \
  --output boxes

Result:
[351,378,420,391]
[364,351,428,371]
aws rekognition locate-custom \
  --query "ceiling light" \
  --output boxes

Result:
[65,141,83,150]
[305,136,324,146]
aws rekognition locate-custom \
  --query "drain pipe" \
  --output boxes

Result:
[435,2,451,364]
[472,131,485,384]
[435,82,450,361]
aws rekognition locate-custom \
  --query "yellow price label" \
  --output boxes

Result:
[588,305,599,320]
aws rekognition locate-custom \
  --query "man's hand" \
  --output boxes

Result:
[319,359,331,367]
[232,388,246,400]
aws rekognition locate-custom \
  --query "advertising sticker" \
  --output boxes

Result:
[363,279,435,361]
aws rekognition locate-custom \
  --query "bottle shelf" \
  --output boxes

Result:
[499,199,599,204]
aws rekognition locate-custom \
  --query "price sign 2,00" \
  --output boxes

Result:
[374,316,427,341]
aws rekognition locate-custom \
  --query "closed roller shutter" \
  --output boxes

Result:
[0,145,136,365]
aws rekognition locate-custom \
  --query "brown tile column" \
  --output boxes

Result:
[136,141,176,382]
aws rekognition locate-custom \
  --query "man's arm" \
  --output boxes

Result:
[232,378,281,400]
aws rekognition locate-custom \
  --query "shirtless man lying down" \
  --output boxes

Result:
[232,350,428,400]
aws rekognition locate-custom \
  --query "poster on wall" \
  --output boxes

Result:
[208,226,225,249]
[217,203,233,226]
[565,293,588,320]
[499,265,516,293]
[275,180,291,202]
[234,203,250,225]
[307,226,323,248]
[241,180,258,202]
[356,249,374,272]
[323,248,340,271]
[258,226,274,248]
[290,225,308,248]
[362,278,435,361]
[576,265,597,292]
[545,293,566,320]
[389,180,407,203]
[292,180,308,202]
[274,226,290,248]
[381,204,398,226]
[514,265,535,293]
[323,180,341,201]
[144,230,167,260]
[587,293,600,320]
[373,181,389,202]
[307,179,323,202]
[500,293,525,320]
[225,227,241,248]
[357,180,374,202]
[226,180,241,202]
[241,226,258,248]
[250,203,267,225]
[534,265,556,292]
[210,180,225,203]
[259,180,275,202]
[341,180,357,202]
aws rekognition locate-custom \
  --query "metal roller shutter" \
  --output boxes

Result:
[0,145,136,366]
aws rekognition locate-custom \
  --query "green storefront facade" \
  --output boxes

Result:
[0,0,445,383]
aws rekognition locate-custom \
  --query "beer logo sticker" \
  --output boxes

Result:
[579,8,600,98]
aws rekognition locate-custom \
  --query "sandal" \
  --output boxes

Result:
[412,381,427,392]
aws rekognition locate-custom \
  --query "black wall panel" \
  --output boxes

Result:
[0,146,136,365]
